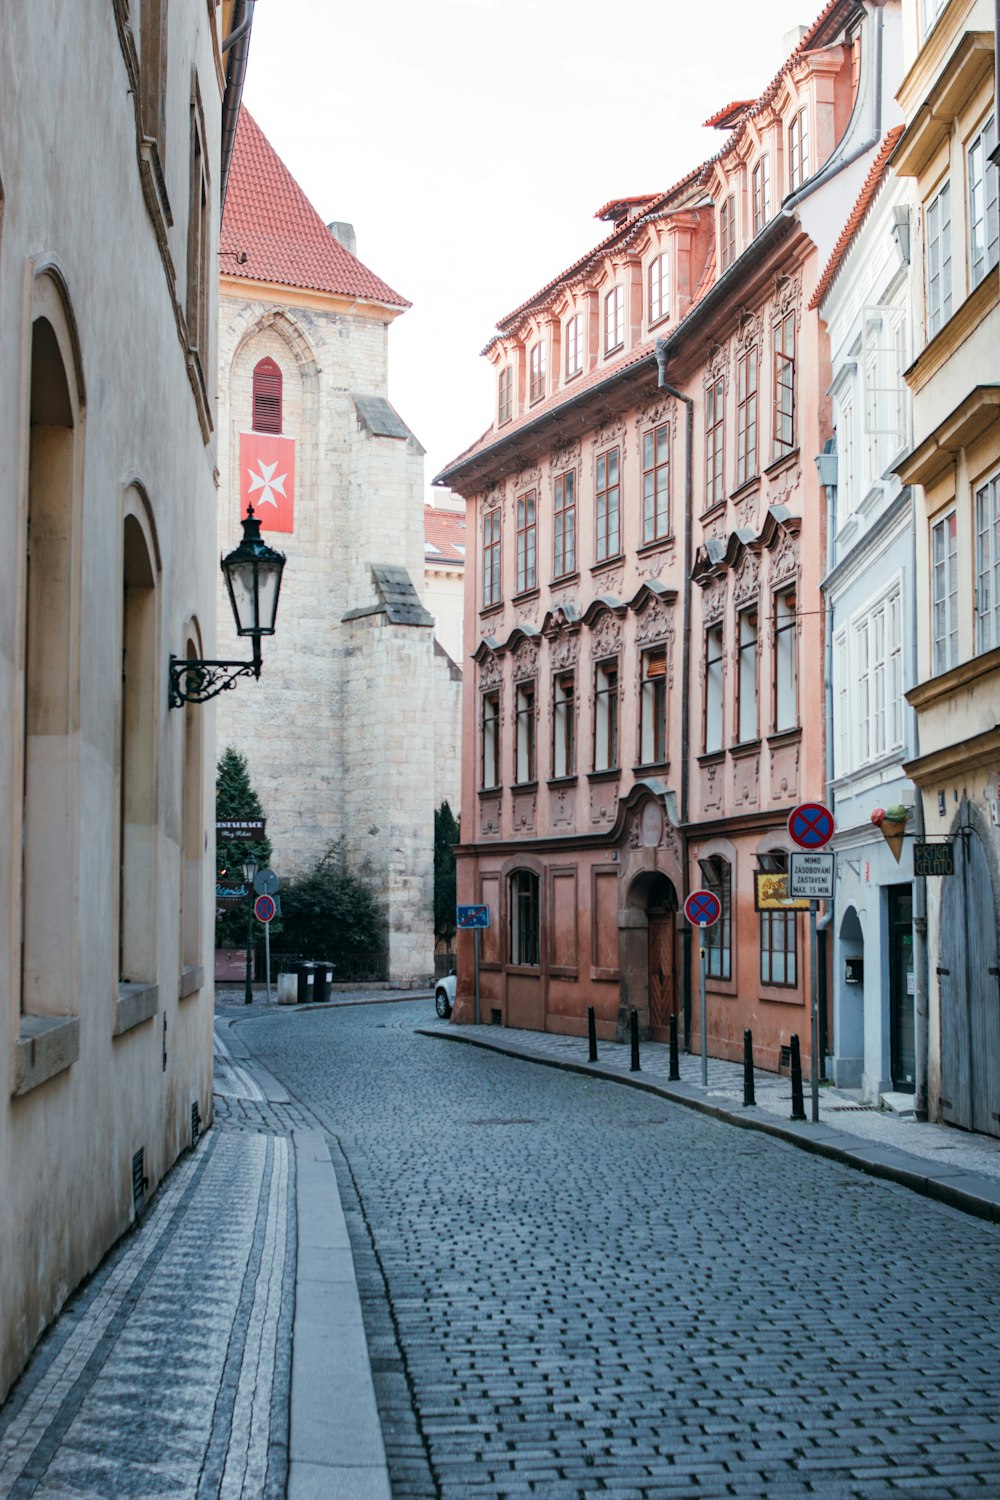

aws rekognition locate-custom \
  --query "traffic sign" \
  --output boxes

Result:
[456,904,490,929]
[788,801,835,850]
[253,893,276,924]
[684,889,721,928]
[254,867,280,895]
[789,852,835,899]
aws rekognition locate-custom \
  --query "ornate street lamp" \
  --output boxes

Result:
[242,853,259,1006]
[169,505,286,708]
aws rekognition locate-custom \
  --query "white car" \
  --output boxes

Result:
[435,972,455,1019]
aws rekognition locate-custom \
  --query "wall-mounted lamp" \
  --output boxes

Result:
[169,505,286,708]
[890,205,910,266]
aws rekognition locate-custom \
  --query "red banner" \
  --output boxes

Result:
[239,432,295,533]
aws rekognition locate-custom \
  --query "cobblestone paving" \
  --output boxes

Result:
[0,1033,298,1500]
[241,999,1000,1500]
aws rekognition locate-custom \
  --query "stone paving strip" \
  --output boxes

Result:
[417,1019,1000,1211]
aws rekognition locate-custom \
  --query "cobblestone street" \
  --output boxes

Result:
[242,999,1000,1500]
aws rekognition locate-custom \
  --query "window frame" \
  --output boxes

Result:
[752,155,771,235]
[648,251,670,325]
[639,647,668,765]
[514,679,537,784]
[515,488,537,594]
[593,658,619,772]
[704,622,725,754]
[720,193,737,271]
[552,671,576,779]
[931,508,958,674]
[564,313,584,379]
[482,506,501,609]
[736,605,759,744]
[926,180,953,338]
[760,859,798,988]
[604,284,625,355]
[529,340,546,405]
[481,689,500,790]
[642,423,670,543]
[497,365,513,426]
[703,856,732,980]
[595,446,621,562]
[772,311,796,460]
[788,108,810,192]
[772,588,798,733]
[735,345,758,487]
[975,471,1000,654]
[705,377,726,508]
[509,869,540,968]
[553,469,577,579]
[968,113,999,289]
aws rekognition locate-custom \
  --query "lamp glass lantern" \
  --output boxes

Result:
[242,854,259,886]
[222,506,286,644]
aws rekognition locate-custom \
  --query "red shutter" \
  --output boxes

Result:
[252,357,282,434]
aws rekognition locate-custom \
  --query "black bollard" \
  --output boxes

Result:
[790,1033,806,1120]
[630,1009,641,1072]
[668,1011,680,1081]
[587,1006,598,1063]
[743,1028,756,1107]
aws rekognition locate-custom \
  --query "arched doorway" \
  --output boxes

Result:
[835,906,864,1088]
[621,870,678,1042]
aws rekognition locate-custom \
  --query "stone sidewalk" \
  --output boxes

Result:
[417,1017,1000,1220]
[0,1015,390,1500]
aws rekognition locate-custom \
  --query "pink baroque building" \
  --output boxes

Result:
[436,0,903,1069]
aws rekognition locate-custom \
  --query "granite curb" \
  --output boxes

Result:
[416,1023,1000,1227]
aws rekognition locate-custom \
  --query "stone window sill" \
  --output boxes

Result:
[114,982,159,1037]
[13,1014,80,1097]
[179,965,204,1001]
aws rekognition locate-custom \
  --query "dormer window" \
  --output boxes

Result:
[720,194,737,271]
[529,341,546,404]
[752,156,771,235]
[565,313,583,379]
[604,285,624,354]
[788,109,809,192]
[648,252,670,325]
[497,365,513,426]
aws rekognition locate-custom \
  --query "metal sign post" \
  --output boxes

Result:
[788,804,835,1124]
[456,905,490,1027]
[684,890,722,1087]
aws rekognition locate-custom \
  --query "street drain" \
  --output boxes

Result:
[828,1104,879,1111]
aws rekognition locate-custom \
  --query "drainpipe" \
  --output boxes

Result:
[909,494,929,1120]
[220,0,256,209]
[655,340,695,1050]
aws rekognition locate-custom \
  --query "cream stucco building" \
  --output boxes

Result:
[0,1,246,1400]
[216,113,448,984]
[895,0,1000,1134]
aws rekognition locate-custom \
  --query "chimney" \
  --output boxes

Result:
[782,24,808,53]
[327,221,357,257]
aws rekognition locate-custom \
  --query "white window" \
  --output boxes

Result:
[853,586,903,766]
[515,681,536,783]
[752,155,771,235]
[968,115,999,289]
[648,252,670,324]
[975,472,1000,653]
[926,182,952,337]
[594,660,619,771]
[921,0,947,36]
[565,313,584,379]
[704,624,724,753]
[838,392,856,521]
[737,607,758,743]
[552,673,575,778]
[604,285,625,353]
[931,509,958,675]
[773,589,797,732]
[789,109,809,192]
[640,648,668,764]
[862,305,908,483]
[834,629,849,775]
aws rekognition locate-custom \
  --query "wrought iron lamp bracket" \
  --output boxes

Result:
[168,648,261,708]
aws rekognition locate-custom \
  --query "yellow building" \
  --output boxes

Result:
[894,0,1000,1134]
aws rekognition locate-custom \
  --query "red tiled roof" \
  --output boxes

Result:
[808,126,905,309]
[221,110,409,308]
[702,101,755,130]
[424,507,467,565]
[594,193,662,223]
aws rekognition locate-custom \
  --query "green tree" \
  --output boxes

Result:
[434,801,460,949]
[278,844,383,970]
[215,746,272,947]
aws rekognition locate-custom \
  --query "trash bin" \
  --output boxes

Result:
[313,964,330,1005]
[296,962,315,1004]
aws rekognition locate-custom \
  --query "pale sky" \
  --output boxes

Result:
[241,0,812,501]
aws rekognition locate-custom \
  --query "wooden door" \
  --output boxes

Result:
[648,916,675,1042]
[939,828,1000,1136]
